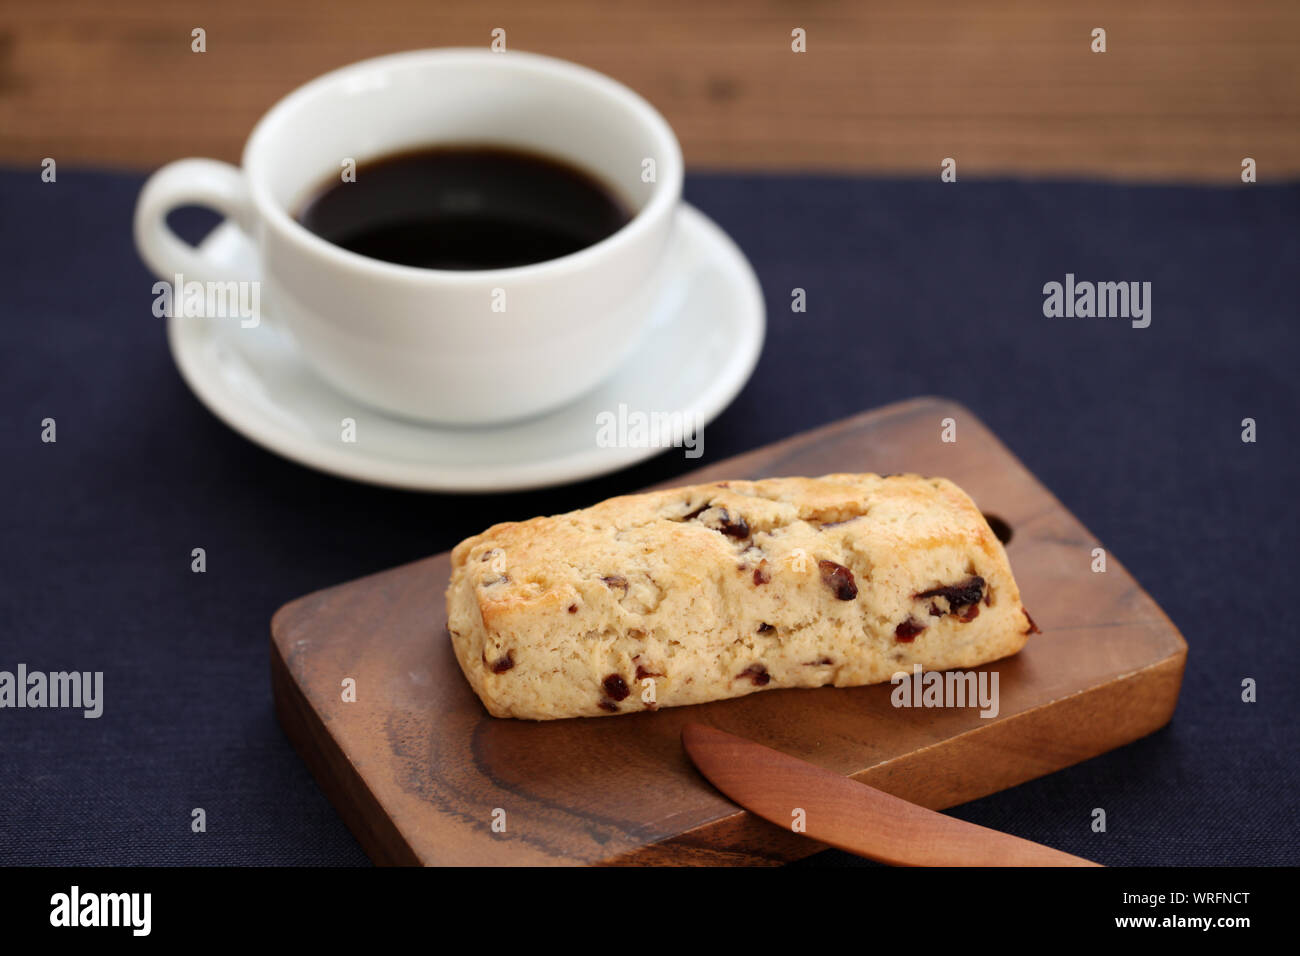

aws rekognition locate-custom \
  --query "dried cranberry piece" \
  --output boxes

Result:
[634,664,662,680]
[803,657,834,666]
[602,674,630,701]
[756,622,775,634]
[715,510,750,538]
[914,576,985,608]
[895,618,926,642]
[1023,608,1041,634]
[955,603,981,623]
[567,604,578,614]
[490,651,514,674]
[738,664,771,686]
[686,503,750,538]
[753,560,771,585]
[597,699,619,713]
[818,560,858,600]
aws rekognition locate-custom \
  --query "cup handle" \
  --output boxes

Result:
[133,158,257,284]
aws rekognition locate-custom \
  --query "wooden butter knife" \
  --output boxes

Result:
[682,723,1101,866]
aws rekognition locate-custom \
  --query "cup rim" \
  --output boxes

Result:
[242,47,683,285]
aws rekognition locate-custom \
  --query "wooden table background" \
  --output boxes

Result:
[2,0,1297,180]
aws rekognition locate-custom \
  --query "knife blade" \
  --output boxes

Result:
[682,723,1101,866]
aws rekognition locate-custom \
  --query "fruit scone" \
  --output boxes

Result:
[446,474,1038,719]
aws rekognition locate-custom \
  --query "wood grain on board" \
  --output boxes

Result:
[1,1,1295,181]
[270,397,1187,865]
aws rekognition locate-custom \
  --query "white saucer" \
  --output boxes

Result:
[166,204,765,492]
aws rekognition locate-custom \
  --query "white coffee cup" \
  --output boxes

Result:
[134,49,683,425]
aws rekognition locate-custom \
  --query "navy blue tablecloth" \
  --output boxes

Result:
[0,167,1296,865]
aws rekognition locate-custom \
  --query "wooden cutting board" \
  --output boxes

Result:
[270,397,1187,865]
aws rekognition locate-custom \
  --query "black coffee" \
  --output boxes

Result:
[295,145,631,270]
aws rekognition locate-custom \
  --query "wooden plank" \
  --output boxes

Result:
[269,396,1187,865]
[0,1,1294,180]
